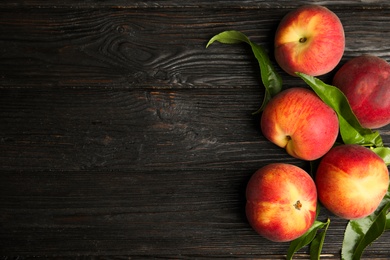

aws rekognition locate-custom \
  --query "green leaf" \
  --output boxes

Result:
[207,30,283,112]
[386,212,390,230]
[286,220,327,260]
[341,186,390,260]
[372,146,390,165]
[310,218,330,260]
[296,72,383,148]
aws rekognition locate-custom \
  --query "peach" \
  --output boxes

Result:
[261,87,339,161]
[246,163,317,242]
[316,144,389,220]
[333,55,390,129]
[274,5,345,76]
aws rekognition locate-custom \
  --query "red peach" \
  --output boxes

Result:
[246,163,317,242]
[274,5,345,76]
[316,144,389,220]
[333,55,390,129]
[261,87,339,161]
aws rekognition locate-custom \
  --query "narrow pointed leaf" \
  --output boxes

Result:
[206,30,247,46]
[310,218,330,260]
[296,72,383,147]
[286,221,327,260]
[207,30,282,112]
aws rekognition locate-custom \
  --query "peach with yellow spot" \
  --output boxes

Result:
[246,163,317,242]
[316,144,389,220]
[274,5,345,76]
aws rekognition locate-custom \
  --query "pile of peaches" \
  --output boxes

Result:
[244,5,390,243]
[208,4,390,249]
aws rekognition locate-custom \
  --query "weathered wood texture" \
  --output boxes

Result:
[1,1,390,258]
[3,0,390,8]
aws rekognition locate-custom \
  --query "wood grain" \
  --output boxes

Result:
[1,87,295,171]
[2,0,390,9]
[1,1,390,258]
[2,8,390,89]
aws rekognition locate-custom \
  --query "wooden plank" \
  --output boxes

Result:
[0,8,267,88]
[0,169,278,256]
[2,0,390,9]
[1,169,390,257]
[2,8,390,89]
[1,87,389,171]
[0,87,300,171]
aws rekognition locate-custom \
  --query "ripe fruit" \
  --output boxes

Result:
[261,87,339,161]
[274,5,345,76]
[316,144,389,220]
[246,163,317,242]
[333,55,390,129]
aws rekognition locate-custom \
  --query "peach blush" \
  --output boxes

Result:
[261,87,339,160]
[246,163,317,242]
[333,55,390,129]
[316,144,389,220]
[275,5,345,76]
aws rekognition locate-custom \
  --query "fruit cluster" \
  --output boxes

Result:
[245,5,390,244]
[207,4,390,258]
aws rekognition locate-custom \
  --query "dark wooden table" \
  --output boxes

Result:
[1,0,390,258]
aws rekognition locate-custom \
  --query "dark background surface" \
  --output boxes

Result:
[1,0,390,258]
